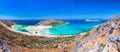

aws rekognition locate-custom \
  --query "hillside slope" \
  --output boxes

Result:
[0,20,75,52]
[74,15,120,52]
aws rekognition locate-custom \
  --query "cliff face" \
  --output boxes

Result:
[74,15,120,52]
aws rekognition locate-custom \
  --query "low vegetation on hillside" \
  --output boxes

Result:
[0,22,76,49]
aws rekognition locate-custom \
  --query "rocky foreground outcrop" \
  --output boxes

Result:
[74,15,120,52]
[40,20,67,26]
[0,37,11,52]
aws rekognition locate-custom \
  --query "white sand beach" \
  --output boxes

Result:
[11,25,53,36]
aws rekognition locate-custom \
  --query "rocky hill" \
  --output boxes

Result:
[74,15,120,52]
[40,20,67,26]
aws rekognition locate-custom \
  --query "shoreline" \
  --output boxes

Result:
[12,25,87,37]
[0,21,87,37]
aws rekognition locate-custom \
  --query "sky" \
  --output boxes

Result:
[0,0,120,20]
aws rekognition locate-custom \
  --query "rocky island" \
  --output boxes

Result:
[40,20,67,26]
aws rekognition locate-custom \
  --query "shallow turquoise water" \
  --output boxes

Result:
[49,25,94,35]
[13,25,28,32]
[13,25,94,35]
[12,20,107,35]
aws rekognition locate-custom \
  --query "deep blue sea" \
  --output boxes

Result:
[10,20,108,35]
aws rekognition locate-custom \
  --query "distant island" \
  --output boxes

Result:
[40,20,67,26]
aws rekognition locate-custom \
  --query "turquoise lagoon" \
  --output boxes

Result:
[11,20,107,35]
[13,25,28,32]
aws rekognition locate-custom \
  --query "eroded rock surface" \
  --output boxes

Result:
[74,15,120,52]
[0,37,11,52]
